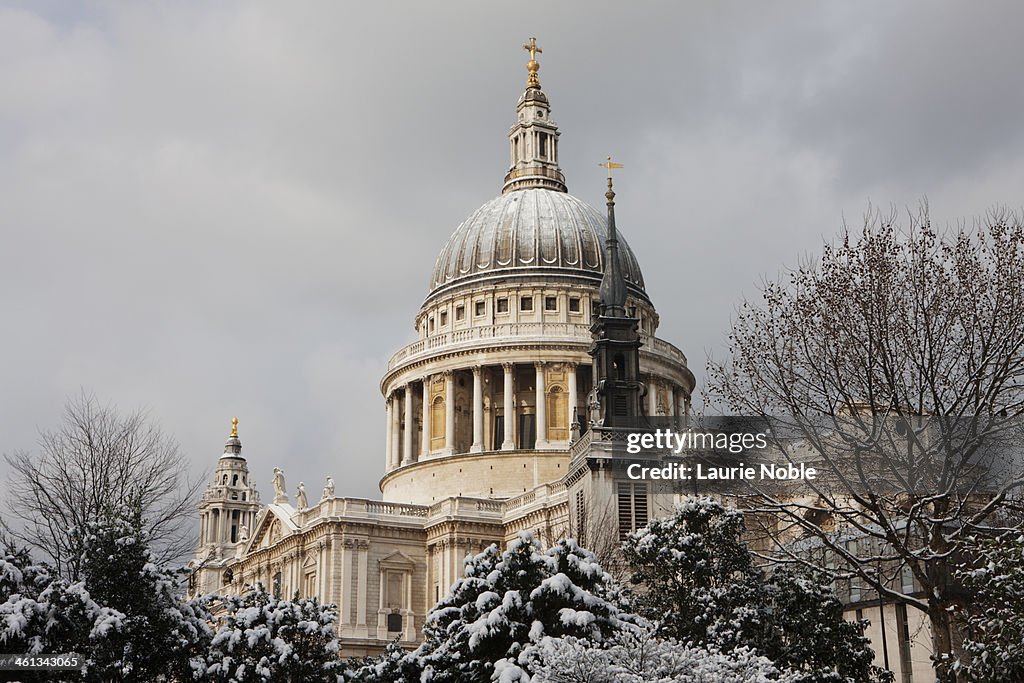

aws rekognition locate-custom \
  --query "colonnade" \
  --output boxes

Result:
[384,362,687,470]
[384,362,581,470]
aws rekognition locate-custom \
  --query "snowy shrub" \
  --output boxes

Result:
[202,584,343,683]
[529,624,800,683]
[954,532,1024,682]
[354,532,632,683]
[623,498,889,683]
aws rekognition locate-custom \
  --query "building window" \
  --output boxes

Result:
[440,310,448,326]
[591,299,600,318]
[569,297,580,313]
[575,490,586,545]
[386,612,403,632]
[497,298,509,313]
[901,563,915,594]
[617,482,649,538]
[544,296,557,311]
[539,134,547,157]
[521,296,534,311]
[455,305,465,321]
[428,317,435,334]
[475,300,485,316]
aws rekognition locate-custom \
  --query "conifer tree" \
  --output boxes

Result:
[623,498,889,683]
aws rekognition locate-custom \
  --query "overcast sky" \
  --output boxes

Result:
[3,1,1024,507]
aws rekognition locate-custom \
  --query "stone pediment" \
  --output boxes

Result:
[378,549,416,571]
[244,503,299,554]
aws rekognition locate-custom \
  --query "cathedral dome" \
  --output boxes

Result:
[428,188,646,299]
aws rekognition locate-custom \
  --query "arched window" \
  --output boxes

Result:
[546,385,569,442]
[430,396,445,450]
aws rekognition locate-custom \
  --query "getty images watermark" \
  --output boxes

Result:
[617,419,818,484]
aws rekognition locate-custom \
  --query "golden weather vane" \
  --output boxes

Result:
[231,416,238,438]
[601,156,624,179]
[523,37,542,88]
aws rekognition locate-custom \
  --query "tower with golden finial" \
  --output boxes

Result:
[503,37,566,194]
[192,416,261,595]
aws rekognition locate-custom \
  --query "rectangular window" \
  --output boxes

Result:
[569,297,580,313]
[497,298,509,313]
[901,564,915,594]
[539,134,547,157]
[475,300,486,316]
[440,310,448,326]
[544,296,557,311]
[521,296,534,311]
[455,305,465,321]
[617,482,649,538]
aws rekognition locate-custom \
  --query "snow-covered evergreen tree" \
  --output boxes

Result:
[0,539,112,682]
[623,498,889,683]
[76,504,212,681]
[954,532,1024,682]
[201,584,343,683]
[354,532,631,683]
[0,505,211,683]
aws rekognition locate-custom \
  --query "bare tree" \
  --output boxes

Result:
[4,392,204,578]
[707,205,1024,683]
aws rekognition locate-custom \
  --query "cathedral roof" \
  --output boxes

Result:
[427,188,646,298]
[426,43,646,301]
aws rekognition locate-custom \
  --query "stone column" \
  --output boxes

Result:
[567,363,578,433]
[390,393,401,469]
[535,362,548,448]
[470,366,483,453]
[421,378,431,457]
[385,396,393,469]
[647,376,658,416]
[502,363,515,450]
[444,371,455,455]
[402,384,414,465]
[667,385,675,417]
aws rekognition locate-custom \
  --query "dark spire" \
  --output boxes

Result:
[598,169,628,317]
[589,164,644,429]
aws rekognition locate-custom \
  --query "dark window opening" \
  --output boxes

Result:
[544,296,557,311]
[521,296,533,311]
[475,301,486,316]
[387,612,403,632]
[455,305,465,321]
[569,297,580,312]
[518,413,536,449]
[497,298,509,313]
[617,482,649,538]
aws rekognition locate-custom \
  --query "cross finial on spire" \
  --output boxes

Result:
[523,37,542,89]
[230,416,238,438]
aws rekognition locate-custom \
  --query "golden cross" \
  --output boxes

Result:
[231,416,238,438]
[601,155,624,179]
[523,37,542,61]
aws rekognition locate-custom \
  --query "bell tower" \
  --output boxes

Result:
[197,417,260,557]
